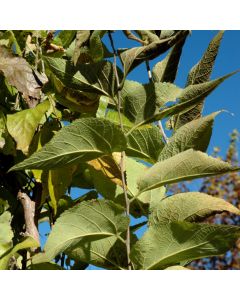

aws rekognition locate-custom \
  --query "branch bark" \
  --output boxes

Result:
[17,190,40,245]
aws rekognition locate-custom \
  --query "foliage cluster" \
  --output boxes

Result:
[0,30,239,270]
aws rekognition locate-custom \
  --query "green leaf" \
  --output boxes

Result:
[129,70,237,132]
[0,30,22,56]
[120,31,189,83]
[158,112,220,161]
[0,111,15,155]
[66,235,128,270]
[137,149,240,193]
[149,192,240,225]
[89,30,107,62]
[70,164,95,189]
[152,35,187,83]
[123,158,166,208]
[130,221,240,269]
[0,236,39,270]
[28,118,62,181]
[106,110,134,129]
[122,80,157,124]
[9,118,127,171]
[174,31,224,128]
[48,165,77,215]
[45,56,119,98]
[179,72,236,103]
[126,126,164,163]
[122,80,182,124]
[160,30,178,39]
[135,30,159,43]
[120,46,146,81]
[57,30,76,48]
[186,31,224,86]
[6,100,50,154]
[49,74,100,114]
[96,96,110,118]
[155,82,182,106]
[0,211,13,257]
[32,200,129,264]
[90,157,166,218]
[73,30,91,65]
[125,83,222,133]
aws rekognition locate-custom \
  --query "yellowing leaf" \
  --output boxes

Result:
[7,100,50,154]
[88,155,122,187]
[48,165,77,215]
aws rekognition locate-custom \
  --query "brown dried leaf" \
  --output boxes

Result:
[0,46,48,105]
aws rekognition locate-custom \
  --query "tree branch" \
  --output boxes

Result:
[17,190,40,245]
[108,31,132,270]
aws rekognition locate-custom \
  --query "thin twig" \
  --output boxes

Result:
[35,35,39,71]
[108,31,132,270]
[157,121,169,144]
[39,44,45,74]
[145,60,152,82]
[145,60,169,144]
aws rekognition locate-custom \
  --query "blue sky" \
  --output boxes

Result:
[39,30,240,269]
